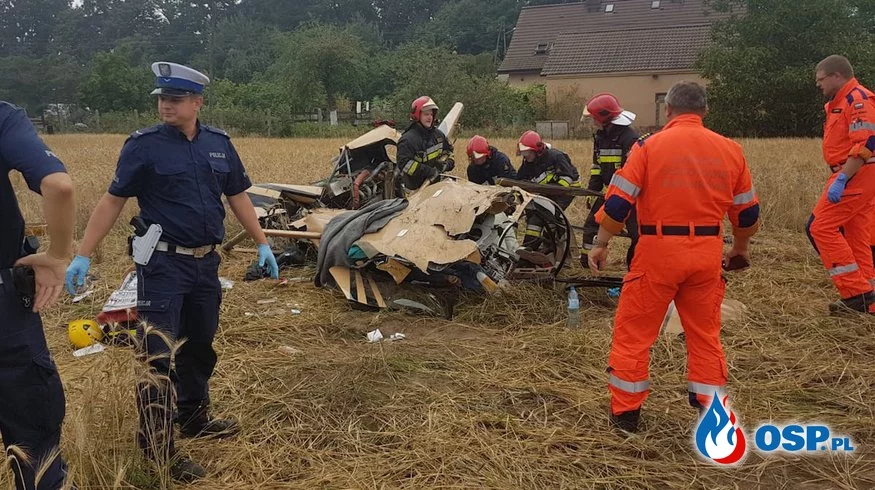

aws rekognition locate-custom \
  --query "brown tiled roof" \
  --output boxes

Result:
[540,24,711,75]
[498,0,732,74]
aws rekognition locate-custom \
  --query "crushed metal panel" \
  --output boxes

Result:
[345,124,401,151]
[354,180,528,272]
[291,209,346,247]
[376,258,413,284]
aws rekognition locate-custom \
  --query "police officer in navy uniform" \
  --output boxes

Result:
[1,101,76,489]
[65,62,279,482]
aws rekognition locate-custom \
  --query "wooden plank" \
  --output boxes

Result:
[330,266,352,300]
[262,230,322,239]
[367,276,387,308]
[354,271,367,305]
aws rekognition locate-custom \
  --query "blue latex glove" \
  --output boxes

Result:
[257,243,279,279]
[65,255,91,296]
[828,173,849,203]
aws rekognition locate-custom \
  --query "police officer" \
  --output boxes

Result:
[466,135,516,185]
[65,62,279,481]
[580,93,641,269]
[516,130,580,250]
[1,101,75,489]
[397,96,454,191]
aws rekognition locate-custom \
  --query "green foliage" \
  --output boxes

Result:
[0,55,81,110]
[378,43,543,129]
[270,23,378,109]
[78,51,153,112]
[424,0,520,55]
[698,0,875,137]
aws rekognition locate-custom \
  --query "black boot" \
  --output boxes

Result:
[178,408,240,439]
[829,290,875,315]
[179,417,239,439]
[610,409,641,433]
[169,455,206,482]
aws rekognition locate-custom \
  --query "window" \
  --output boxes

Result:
[605,3,615,12]
[535,43,549,54]
[655,93,667,127]
[651,0,661,8]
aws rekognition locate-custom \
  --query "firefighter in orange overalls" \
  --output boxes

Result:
[808,55,875,314]
[588,81,760,432]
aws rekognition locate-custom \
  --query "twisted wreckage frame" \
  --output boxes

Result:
[223,103,617,316]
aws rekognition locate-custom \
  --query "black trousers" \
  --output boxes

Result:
[135,251,222,460]
[0,270,68,489]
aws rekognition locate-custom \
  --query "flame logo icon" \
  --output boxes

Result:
[695,392,746,465]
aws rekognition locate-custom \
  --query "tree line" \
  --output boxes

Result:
[3,0,875,137]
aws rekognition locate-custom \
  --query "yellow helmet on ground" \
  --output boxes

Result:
[68,319,104,349]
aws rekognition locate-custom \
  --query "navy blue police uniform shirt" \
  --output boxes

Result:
[109,122,252,248]
[0,102,67,269]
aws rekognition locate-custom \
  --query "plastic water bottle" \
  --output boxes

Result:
[566,286,580,329]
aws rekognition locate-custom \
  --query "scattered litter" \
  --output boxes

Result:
[388,333,406,341]
[244,312,254,317]
[291,309,301,315]
[278,345,302,357]
[72,288,94,303]
[219,277,234,290]
[607,287,621,299]
[73,343,105,358]
[256,298,277,305]
[367,329,384,343]
[396,229,409,238]
[432,189,444,198]
[288,277,310,282]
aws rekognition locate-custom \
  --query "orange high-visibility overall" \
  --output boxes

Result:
[808,78,875,299]
[596,114,760,415]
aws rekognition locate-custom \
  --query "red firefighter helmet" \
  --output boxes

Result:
[410,96,439,121]
[582,93,623,124]
[466,135,491,161]
[517,130,546,155]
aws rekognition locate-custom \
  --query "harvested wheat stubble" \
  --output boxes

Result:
[1,135,871,489]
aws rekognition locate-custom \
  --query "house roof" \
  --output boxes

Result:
[540,24,712,76]
[498,0,733,75]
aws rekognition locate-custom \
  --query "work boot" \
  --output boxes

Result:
[610,409,640,433]
[169,456,206,483]
[828,291,875,315]
[178,416,240,439]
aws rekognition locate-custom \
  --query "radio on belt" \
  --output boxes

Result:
[129,216,162,265]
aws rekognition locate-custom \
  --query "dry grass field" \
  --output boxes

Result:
[3,133,874,489]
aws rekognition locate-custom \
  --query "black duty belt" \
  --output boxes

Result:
[639,225,720,236]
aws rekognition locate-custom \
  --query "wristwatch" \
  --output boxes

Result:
[592,237,610,248]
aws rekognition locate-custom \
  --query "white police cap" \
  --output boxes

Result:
[150,62,210,97]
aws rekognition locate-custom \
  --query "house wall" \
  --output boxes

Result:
[545,72,706,129]
[501,71,547,87]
